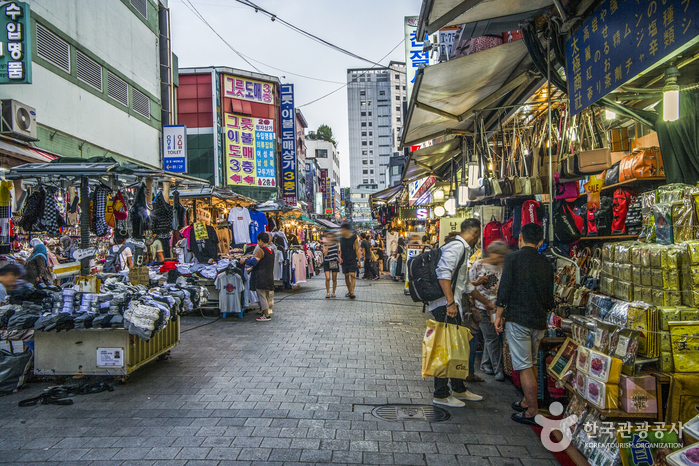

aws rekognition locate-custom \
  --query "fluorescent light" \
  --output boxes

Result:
[444,198,456,216]
[433,189,444,200]
[605,109,616,120]
[458,186,469,205]
[663,88,680,121]
[434,206,445,217]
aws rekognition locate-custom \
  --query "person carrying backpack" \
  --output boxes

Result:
[104,236,133,273]
[428,218,496,408]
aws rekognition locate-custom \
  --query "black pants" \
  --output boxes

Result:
[396,255,404,279]
[431,306,467,398]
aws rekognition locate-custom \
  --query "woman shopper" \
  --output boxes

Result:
[322,232,339,298]
[393,237,406,281]
[373,235,385,278]
[25,242,52,285]
[241,232,275,322]
[469,240,510,381]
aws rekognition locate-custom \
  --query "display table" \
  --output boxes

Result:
[33,317,180,376]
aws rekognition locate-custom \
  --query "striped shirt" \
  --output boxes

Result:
[324,243,339,262]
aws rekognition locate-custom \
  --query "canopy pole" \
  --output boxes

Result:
[79,175,89,276]
[546,20,555,245]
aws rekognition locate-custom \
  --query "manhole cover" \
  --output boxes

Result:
[380,321,404,325]
[371,404,451,422]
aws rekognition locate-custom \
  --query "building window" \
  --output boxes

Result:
[395,96,400,101]
[362,150,367,155]
[403,85,406,90]
[370,170,374,174]
[370,179,375,184]
[396,117,401,122]
[363,170,368,174]
[315,149,328,158]
[36,23,70,73]
[395,85,400,90]
[379,90,385,95]
[370,160,374,164]
[395,74,400,79]
[369,150,373,154]
[361,122,366,127]
[363,179,368,183]
[107,72,129,107]
[361,101,366,106]
[132,88,150,119]
[369,122,372,127]
[130,0,148,19]
[369,132,373,136]
[396,106,400,111]
[361,112,366,116]
[368,112,372,116]
[361,132,366,136]
[360,90,365,96]
[361,141,367,146]
[369,141,373,145]
[76,50,102,91]
[362,160,368,165]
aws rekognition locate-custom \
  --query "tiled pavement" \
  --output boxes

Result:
[0,272,557,465]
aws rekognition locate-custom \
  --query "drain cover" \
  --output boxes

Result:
[371,404,451,422]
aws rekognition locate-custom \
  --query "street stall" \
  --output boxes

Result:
[0,159,211,377]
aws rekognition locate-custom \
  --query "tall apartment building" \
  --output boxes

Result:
[346,61,406,222]
[0,0,175,168]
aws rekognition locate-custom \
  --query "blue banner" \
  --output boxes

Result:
[566,0,699,116]
[280,84,297,205]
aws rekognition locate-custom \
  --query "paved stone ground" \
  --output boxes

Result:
[0,272,557,465]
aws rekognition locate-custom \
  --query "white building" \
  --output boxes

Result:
[306,139,340,216]
[0,0,174,168]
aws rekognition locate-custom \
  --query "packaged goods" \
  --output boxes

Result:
[660,351,674,372]
[669,323,699,372]
[654,203,674,245]
[618,374,658,414]
[659,307,682,331]
[609,327,641,376]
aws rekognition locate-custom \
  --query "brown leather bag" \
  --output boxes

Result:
[619,148,664,181]
[577,148,612,174]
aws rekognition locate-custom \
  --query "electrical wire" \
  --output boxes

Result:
[298,38,406,108]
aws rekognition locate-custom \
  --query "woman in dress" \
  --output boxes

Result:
[322,232,339,298]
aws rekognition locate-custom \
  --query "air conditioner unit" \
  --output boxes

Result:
[1,99,37,141]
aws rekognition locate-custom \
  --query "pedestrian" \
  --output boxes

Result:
[59,235,76,261]
[322,232,339,298]
[494,223,554,425]
[241,232,275,322]
[469,240,510,382]
[393,237,406,281]
[429,218,496,408]
[0,264,23,303]
[338,223,359,299]
[360,233,376,280]
[109,235,134,272]
[373,235,385,277]
[25,242,52,285]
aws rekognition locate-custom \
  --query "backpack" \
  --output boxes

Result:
[408,242,466,310]
[521,200,541,226]
[502,217,518,246]
[103,244,128,273]
[554,201,583,243]
[483,218,503,250]
[612,188,632,235]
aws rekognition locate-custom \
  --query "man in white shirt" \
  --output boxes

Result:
[429,218,495,408]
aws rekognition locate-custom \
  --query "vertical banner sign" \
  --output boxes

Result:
[404,16,428,102]
[0,2,31,84]
[566,0,699,116]
[331,182,336,216]
[340,186,345,206]
[320,169,327,213]
[280,84,297,205]
[163,125,186,173]
[213,70,222,185]
[305,162,314,212]
[225,114,275,186]
[325,176,332,214]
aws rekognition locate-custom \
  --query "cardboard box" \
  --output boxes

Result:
[611,127,630,152]
[619,374,658,414]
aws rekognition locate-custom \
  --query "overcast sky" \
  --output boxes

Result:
[170,0,422,188]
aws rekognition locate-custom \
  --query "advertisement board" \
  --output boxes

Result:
[408,176,436,206]
[163,125,186,173]
[405,15,428,101]
[222,75,274,104]
[280,84,297,205]
[0,2,31,84]
[224,113,275,187]
[565,0,699,116]
[439,217,467,245]
[400,207,432,221]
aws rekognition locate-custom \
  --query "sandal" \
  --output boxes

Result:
[331,294,336,298]
[349,294,356,299]
[511,411,538,426]
[326,294,330,299]
[512,400,527,412]
[466,374,485,383]
[345,293,350,297]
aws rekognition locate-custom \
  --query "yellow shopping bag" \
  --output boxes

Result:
[422,319,472,379]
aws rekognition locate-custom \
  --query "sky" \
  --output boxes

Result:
[169,0,422,188]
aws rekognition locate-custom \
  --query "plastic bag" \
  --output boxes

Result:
[0,349,33,394]
[422,319,472,378]
[654,203,674,245]
[672,200,698,243]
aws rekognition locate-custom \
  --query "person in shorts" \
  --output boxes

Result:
[338,224,360,299]
[495,223,554,425]
[322,232,339,298]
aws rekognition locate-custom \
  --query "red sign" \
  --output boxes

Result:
[320,169,327,194]
[409,176,436,206]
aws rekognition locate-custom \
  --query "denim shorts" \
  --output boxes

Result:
[505,321,545,371]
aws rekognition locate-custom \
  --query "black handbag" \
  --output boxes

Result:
[604,161,620,187]
[554,200,583,243]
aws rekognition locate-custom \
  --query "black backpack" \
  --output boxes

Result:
[408,242,466,312]
[103,245,128,273]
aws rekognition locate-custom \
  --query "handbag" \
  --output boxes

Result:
[577,148,612,174]
[422,318,472,379]
[604,161,621,186]
[619,148,663,181]
[554,173,580,200]
[328,259,338,270]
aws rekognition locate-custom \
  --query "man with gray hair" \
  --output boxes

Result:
[429,218,495,408]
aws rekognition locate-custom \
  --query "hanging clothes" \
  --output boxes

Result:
[130,184,151,239]
[248,210,268,240]
[228,206,251,244]
[41,187,66,237]
[215,226,232,255]
[214,270,244,315]
[190,222,219,264]
[151,192,173,235]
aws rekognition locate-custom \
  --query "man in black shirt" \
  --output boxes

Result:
[495,223,554,426]
[360,233,376,280]
[338,224,360,299]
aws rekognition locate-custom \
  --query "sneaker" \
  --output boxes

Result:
[256,315,272,322]
[451,390,483,401]
[432,396,466,408]
[495,372,505,382]
[481,367,494,375]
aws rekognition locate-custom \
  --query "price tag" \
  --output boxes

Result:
[129,240,145,249]
[72,247,97,261]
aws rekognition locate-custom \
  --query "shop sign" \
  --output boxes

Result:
[280,84,297,205]
[409,176,436,206]
[72,247,96,261]
[325,208,333,214]
[222,74,274,104]
[224,113,276,187]
[0,2,31,84]
[319,169,327,193]
[400,207,432,221]
[331,182,336,215]
[163,125,186,173]
[439,216,466,245]
[96,348,123,368]
[565,0,699,116]
[405,16,428,102]
[305,163,314,209]
[438,26,459,60]
[340,187,345,206]
[213,69,223,186]
[196,206,211,224]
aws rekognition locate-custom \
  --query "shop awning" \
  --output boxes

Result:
[401,138,462,184]
[401,40,533,147]
[0,138,59,164]
[316,218,340,229]
[369,183,404,204]
[175,187,255,204]
[418,0,554,37]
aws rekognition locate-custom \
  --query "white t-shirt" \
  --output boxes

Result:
[214,272,244,315]
[228,206,252,244]
[111,244,133,272]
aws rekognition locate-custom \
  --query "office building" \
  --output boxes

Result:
[306,139,339,217]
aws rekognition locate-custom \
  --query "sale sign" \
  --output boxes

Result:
[225,113,276,187]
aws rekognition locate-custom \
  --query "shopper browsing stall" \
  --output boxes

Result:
[0,264,23,303]
[494,223,554,426]
[59,235,76,261]
[106,236,133,273]
[241,232,275,322]
[393,237,406,282]
[25,242,52,285]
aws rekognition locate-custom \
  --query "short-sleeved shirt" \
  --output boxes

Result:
[111,244,133,271]
[149,240,163,261]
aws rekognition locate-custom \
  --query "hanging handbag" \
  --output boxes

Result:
[604,161,621,186]
[619,148,663,181]
[554,173,580,200]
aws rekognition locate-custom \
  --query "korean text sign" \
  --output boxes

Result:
[163,125,186,173]
[224,113,276,187]
[565,0,699,116]
[223,75,274,104]
[404,16,428,101]
[0,2,31,84]
[280,84,297,205]
[439,217,467,245]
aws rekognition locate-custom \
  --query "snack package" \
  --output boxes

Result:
[609,327,641,376]
[631,245,644,267]
[548,338,579,380]
[602,242,615,262]
[615,243,633,264]
[649,244,666,268]
[669,322,699,372]
[641,287,653,305]
[660,351,674,372]
[601,276,614,297]
[672,200,698,243]
[654,203,674,245]
[681,309,699,322]
[686,240,699,266]
[614,280,634,302]
[659,307,682,331]
[606,300,631,326]
[618,264,632,282]
[575,372,587,397]
[641,268,653,286]
[686,265,699,288]
[655,289,683,307]
[586,348,623,384]
[651,268,680,290]
[660,331,672,352]
[587,293,614,319]
[631,266,642,286]
[594,320,616,355]
[585,378,619,410]
[666,444,699,466]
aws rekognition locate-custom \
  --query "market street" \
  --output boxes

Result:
[0,274,555,466]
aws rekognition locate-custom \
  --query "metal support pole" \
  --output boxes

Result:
[79,176,89,276]
[547,26,554,245]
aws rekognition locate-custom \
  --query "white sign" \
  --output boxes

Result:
[72,247,96,261]
[96,348,124,367]
[163,125,187,173]
[415,208,429,220]
[404,16,428,103]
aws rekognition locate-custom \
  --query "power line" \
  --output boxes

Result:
[233,0,385,68]
[298,39,406,108]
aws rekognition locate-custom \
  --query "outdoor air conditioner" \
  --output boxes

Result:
[1,99,37,141]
